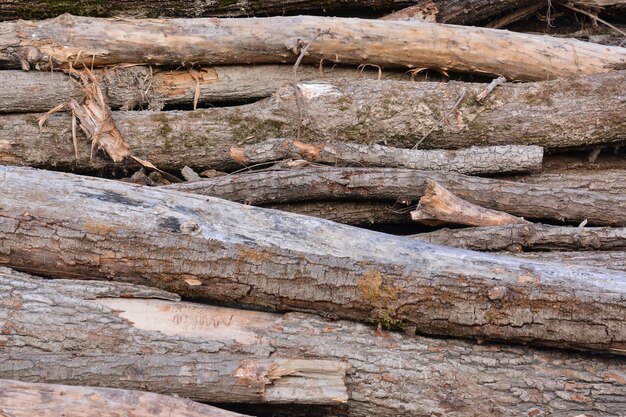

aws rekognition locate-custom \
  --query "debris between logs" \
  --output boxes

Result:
[1,166,625,352]
[1,268,625,417]
[1,15,625,80]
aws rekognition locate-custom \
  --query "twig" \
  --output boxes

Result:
[475,76,507,102]
[556,1,626,42]
[412,89,466,150]
[293,29,331,140]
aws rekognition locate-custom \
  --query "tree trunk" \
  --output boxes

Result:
[412,224,626,252]
[230,139,543,175]
[170,167,626,226]
[2,74,623,172]
[509,169,626,194]
[1,268,625,417]
[0,379,247,417]
[2,15,625,81]
[0,65,411,113]
[1,166,625,352]
[513,251,626,272]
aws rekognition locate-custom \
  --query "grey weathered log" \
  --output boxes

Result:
[2,15,625,81]
[513,251,626,272]
[2,74,624,172]
[509,169,626,194]
[2,268,626,417]
[412,224,626,252]
[1,166,625,352]
[0,379,248,417]
[0,65,411,113]
[230,139,543,175]
[170,167,626,226]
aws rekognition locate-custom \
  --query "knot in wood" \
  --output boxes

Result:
[180,220,200,235]
[487,286,508,301]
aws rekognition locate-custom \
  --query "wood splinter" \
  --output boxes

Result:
[411,179,528,226]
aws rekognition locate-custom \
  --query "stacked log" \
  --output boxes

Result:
[0,3,624,416]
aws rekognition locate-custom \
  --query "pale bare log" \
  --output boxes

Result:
[230,139,543,175]
[410,179,528,226]
[0,379,248,417]
[412,224,626,252]
[1,167,625,352]
[170,167,626,226]
[513,251,626,272]
[1,268,625,417]
[1,15,625,80]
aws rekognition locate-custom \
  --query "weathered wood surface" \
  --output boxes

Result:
[514,251,626,272]
[2,15,625,80]
[413,224,626,252]
[230,139,543,174]
[0,269,347,405]
[2,74,624,172]
[0,379,248,417]
[2,269,625,417]
[170,167,626,226]
[510,169,626,194]
[410,179,528,226]
[1,167,625,352]
[0,65,411,113]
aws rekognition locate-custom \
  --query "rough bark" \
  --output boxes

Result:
[513,251,626,272]
[0,65,411,113]
[170,167,626,226]
[412,224,626,252]
[230,139,543,175]
[410,179,528,226]
[2,75,624,172]
[265,201,412,225]
[0,380,248,417]
[1,167,625,352]
[1,269,625,417]
[509,169,626,194]
[2,15,625,81]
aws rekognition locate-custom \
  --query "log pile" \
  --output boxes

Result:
[0,2,624,416]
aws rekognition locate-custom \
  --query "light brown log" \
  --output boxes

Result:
[412,224,626,252]
[1,74,624,172]
[0,380,248,417]
[230,139,543,175]
[410,179,528,226]
[2,268,626,417]
[2,15,625,81]
[0,65,411,113]
[170,167,626,226]
[1,166,625,352]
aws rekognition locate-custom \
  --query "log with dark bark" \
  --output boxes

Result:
[0,65,411,113]
[1,15,625,80]
[1,74,623,172]
[230,139,543,175]
[265,201,412,225]
[412,224,626,252]
[170,167,626,226]
[1,166,625,352]
[2,268,626,417]
[0,379,248,417]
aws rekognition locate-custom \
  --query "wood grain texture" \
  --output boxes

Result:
[1,269,625,417]
[0,167,625,352]
[170,167,626,226]
[1,15,624,80]
[0,379,248,417]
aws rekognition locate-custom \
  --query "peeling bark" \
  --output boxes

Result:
[0,65,411,113]
[0,379,248,417]
[1,74,623,173]
[1,268,625,417]
[230,139,543,175]
[170,167,626,226]
[412,224,626,252]
[1,15,625,80]
[1,166,625,352]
